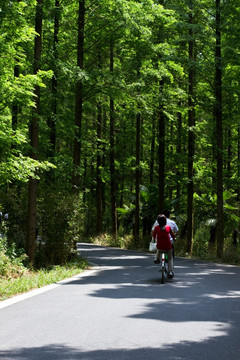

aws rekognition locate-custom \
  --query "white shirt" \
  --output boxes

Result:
[152,218,178,243]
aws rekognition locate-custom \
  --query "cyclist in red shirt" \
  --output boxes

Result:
[152,214,175,278]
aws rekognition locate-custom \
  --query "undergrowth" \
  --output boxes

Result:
[0,235,88,301]
[91,233,137,249]
[91,232,240,266]
[0,258,88,301]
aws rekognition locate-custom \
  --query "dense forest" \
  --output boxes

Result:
[0,0,239,267]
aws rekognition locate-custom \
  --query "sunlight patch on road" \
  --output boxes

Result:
[96,255,148,260]
[75,318,230,351]
[138,321,229,349]
[187,270,236,276]
[148,321,230,348]
[172,281,198,288]
[204,291,240,299]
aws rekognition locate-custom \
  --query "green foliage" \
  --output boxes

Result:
[0,154,55,185]
[221,240,240,265]
[192,224,240,265]
[36,190,78,267]
[192,225,212,260]
[0,0,239,267]
[0,235,27,278]
[0,257,88,301]
[91,233,136,250]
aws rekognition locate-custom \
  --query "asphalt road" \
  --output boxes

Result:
[0,243,240,360]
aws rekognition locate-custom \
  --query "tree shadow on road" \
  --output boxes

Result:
[70,243,240,358]
[1,245,239,359]
[0,337,239,360]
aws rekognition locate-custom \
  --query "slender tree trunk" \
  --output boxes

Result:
[72,0,85,191]
[176,105,182,211]
[109,39,117,237]
[135,111,141,246]
[227,127,231,177]
[12,64,20,133]
[26,0,43,264]
[102,111,106,216]
[169,120,174,199]
[186,4,195,253]
[215,0,224,258]
[82,157,87,204]
[238,122,240,234]
[48,0,60,159]
[150,115,156,184]
[156,0,165,212]
[12,0,21,135]
[158,80,165,213]
[96,102,103,234]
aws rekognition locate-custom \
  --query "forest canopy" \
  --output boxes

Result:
[0,0,239,266]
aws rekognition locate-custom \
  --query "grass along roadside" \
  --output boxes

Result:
[0,258,89,301]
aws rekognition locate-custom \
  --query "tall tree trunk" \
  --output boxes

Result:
[238,122,240,234]
[227,127,231,176]
[215,0,224,258]
[157,0,165,213]
[109,38,117,237]
[176,105,182,211]
[72,0,85,191]
[186,3,195,253]
[48,0,60,159]
[158,80,165,213]
[96,102,103,234]
[12,1,21,134]
[135,111,141,246]
[169,120,174,199]
[12,64,20,133]
[102,111,106,216]
[26,0,43,264]
[150,115,156,184]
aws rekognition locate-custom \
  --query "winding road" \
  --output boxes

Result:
[0,243,240,359]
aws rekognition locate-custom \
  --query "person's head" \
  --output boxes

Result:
[157,214,166,227]
[162,209,170,218]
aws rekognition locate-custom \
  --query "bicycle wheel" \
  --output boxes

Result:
[161,267,165,284]
[161,252,165,284]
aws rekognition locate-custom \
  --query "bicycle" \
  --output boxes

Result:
[155,252,174,284]
[159,252,168,284]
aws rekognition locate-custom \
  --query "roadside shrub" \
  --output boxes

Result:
[0,236,27,278]
[222,237,240,265]
[37,191,77,266]
[0,188,28,253]
[118,235,136,249]
[91,233,136,250]
[192,226,210,259]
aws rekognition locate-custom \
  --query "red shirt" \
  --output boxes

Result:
[153,225,175,251]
